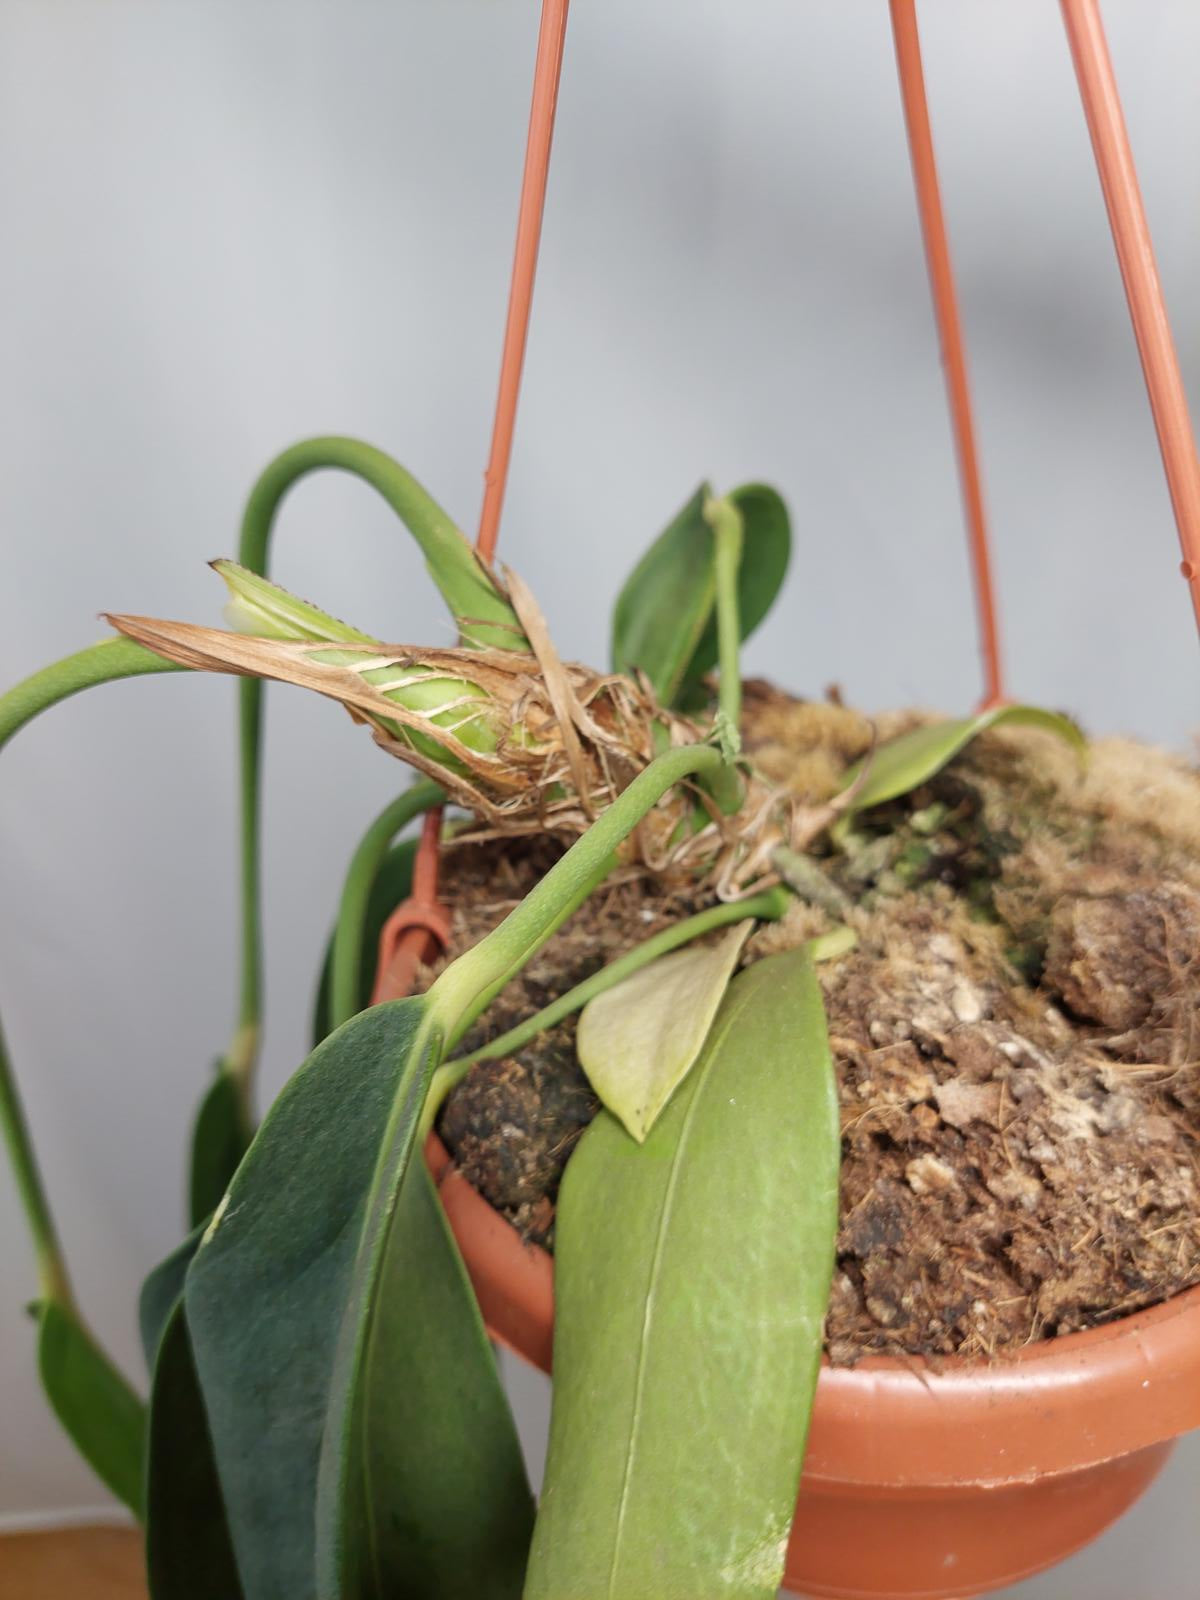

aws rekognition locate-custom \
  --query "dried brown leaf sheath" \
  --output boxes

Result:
[104,615,718,860]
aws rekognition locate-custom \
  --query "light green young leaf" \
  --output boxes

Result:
[842,704,1085,815]
[575,920,752,1142]
[214,561,378,644]
[806,924,858,963]
[525,950,840,1600]
[36,1301,146,1516]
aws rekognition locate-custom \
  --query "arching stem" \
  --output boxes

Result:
[229,437,528,1106]
[329,780,445,1031]
[432,742,727,1045]
[422,883,791,1138]
[0,638,186,1308]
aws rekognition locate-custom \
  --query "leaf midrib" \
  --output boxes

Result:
[604,984,750,1596]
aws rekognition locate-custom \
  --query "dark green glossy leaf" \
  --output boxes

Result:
[843,704,1086,815]
[612,483,791,708]
[185,999,531,1600]
[526,951,839,1600]
[611,485,715,705]
[685,482,791,689]
[188,1070,252,1229]
[36,1299,146,1516]
[139,1225,206,1375]
[312,839,417,1048]
[146,1303,244,1600]
[320,1163,533,1599]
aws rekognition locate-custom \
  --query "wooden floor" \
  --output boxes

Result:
[0,1527,146,1600]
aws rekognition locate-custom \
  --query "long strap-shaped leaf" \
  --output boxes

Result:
[139,1224,244,1598]
[525,950,840,1600]
[187,742,730,1600]
[319,1164,535,1600]
[146,1302,244,1600]
[184,1000,532,1600]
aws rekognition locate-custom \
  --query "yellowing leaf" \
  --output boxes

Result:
[576,920,751,1142]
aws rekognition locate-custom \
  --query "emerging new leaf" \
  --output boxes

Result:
[104,614,742,879]
[214,561,377,645]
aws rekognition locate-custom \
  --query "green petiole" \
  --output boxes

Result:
[0,638,187,1308]
[0,637,182,753]
[705,490,745,759]
[0,1019,72,1309]
[422,882,793,1136]
[422,743,727,1055]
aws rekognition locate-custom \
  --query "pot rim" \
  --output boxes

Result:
[427,1133,1200,1489]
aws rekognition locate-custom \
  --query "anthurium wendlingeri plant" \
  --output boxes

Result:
[0,432,1085,1599]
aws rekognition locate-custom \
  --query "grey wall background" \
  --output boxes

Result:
[1,1,1197,1591]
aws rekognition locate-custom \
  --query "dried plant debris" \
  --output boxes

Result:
[436,693,1200,1359]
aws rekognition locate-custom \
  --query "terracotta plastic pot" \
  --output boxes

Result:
[426,1133,1200,1599]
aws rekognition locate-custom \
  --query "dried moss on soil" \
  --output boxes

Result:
[434,682,1200,1363]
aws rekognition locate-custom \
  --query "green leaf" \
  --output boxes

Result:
[187,742,733,1600]
[188,1071,252,1230]
[139,1225,206,1375]
[575,920,752,1141]
[145,1303,244,1600]
[525,950,839,1600]
[35,1300,146,1516]
[611,485,716,705]
[842,704,1086,815]
[806,925,858,963]
[685,482,791,688]
[312,839,418,1047]
[320,1163,534,1600]
[214,561,378,644]
[612,484,790,708]
[184,1000,532,1600]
